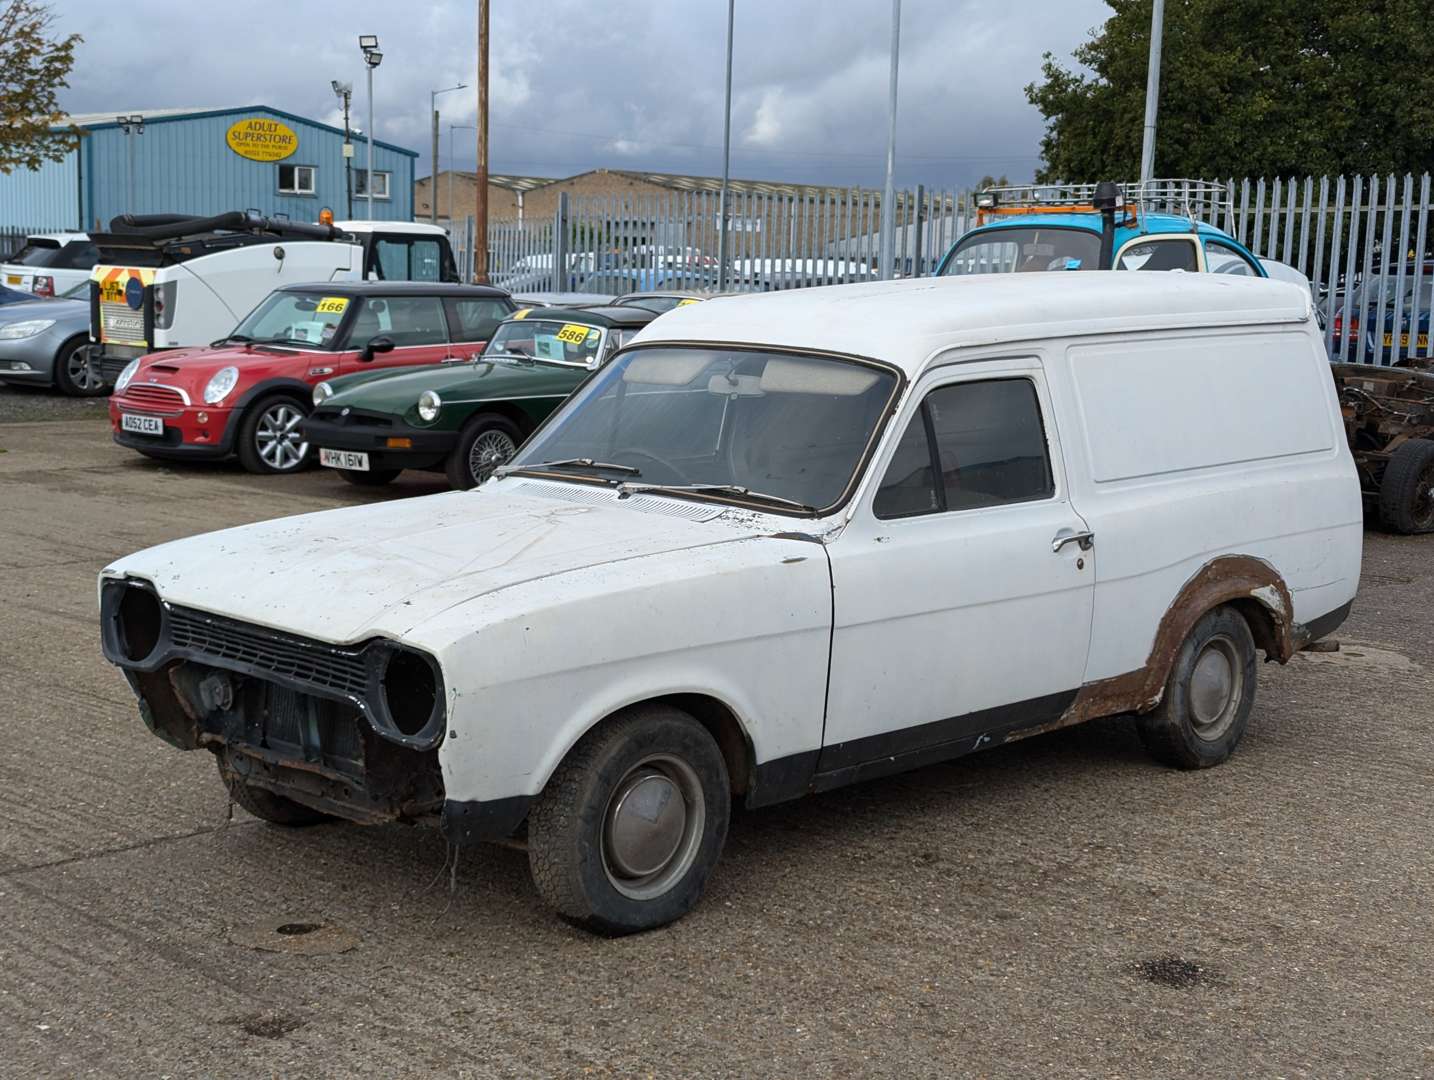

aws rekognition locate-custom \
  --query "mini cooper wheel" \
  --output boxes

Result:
[53,336,107,397]
[527,704,731,935]
[446,413,521,490]
[217,755,332,826]
[1137,605,1258,769]
[238,394,312,474]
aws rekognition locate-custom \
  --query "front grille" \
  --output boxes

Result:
[168,606,369,698]
[118,384,186,412]
[100,300,146,343]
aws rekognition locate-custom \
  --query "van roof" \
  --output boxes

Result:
[336,221,450,237]
[634,272,1313,376]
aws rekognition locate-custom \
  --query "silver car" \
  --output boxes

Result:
[0,281,103,396]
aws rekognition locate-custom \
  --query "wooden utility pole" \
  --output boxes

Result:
[474,0,490,283]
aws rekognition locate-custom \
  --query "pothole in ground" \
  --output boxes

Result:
[228,917,359,956]
[1296,640,1419,673]
[231,1010,307,1039]
[1131,954,1216,989]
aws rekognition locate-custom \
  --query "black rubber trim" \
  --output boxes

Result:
[746,749,821,808]
[441,795,534,844]
[302,414,457,457]
[1299,599,1354,646]
[100,577,447,752]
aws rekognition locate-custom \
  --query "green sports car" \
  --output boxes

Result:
[303,304,659,489]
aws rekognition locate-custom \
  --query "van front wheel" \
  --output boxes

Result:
[527,705,730,935]
[1137,605,1257,769]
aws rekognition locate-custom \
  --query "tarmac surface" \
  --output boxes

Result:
[1,394,1431,1078]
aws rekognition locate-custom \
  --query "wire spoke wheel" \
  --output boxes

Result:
[254,403,309,471]
[467,429,516,483]
[600,753,706,902]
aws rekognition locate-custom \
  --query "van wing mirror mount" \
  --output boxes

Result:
[360,335,395,362]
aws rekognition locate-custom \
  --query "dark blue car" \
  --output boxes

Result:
[1331,262,1434,364]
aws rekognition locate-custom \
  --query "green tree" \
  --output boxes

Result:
[1026,0,1434,182]
[0,0,81,174]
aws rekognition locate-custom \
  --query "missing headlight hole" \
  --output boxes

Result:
[383,650,437,736]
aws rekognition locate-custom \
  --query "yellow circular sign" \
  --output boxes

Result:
[226,117,298,162]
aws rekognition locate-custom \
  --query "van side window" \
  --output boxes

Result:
[874,378,1054,519]
[1117,239,1199,272]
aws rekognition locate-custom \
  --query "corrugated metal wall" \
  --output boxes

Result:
[0,107,415,230]
[0,150,81,230]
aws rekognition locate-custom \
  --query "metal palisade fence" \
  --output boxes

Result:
[448,174,1434,367]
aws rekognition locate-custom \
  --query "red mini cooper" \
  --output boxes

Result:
[108,282,515,473]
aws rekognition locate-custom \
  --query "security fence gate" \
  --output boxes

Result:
[453,173,1434,368]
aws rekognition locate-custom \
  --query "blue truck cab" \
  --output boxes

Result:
[936,180,1267,280]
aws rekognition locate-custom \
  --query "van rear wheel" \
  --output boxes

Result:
[1137,606,1257,769]
[1377,438,1434,534]
[527,705,730,935]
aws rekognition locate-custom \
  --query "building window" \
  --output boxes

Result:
[354,170,391,199]
[278,164,316,195]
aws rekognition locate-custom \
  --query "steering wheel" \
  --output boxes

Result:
[618,449,689,484]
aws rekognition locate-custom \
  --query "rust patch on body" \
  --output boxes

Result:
[1005,555,1294,744]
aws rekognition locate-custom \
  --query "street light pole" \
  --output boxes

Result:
[331,81,354,219]
[1139,0,1165,184]
[475,0,490,284]
[429,83,466,222]
[716,0,734,291]
[359,36,383,220]
[879,0,901,282]
[116,115,145,216]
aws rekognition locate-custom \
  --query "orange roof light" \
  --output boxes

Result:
[318,207,335,225]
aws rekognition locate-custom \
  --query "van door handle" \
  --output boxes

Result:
[1051,529,1095,553]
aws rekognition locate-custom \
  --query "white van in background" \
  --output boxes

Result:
[85,213,458,385]
[99,272,1362,933]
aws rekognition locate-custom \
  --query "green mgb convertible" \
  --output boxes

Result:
[303,304,659,489]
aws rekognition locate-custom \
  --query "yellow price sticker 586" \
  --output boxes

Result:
[556,323,590,345]
[315,296,349,315]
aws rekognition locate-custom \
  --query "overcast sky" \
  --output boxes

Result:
[53,0,1109,191]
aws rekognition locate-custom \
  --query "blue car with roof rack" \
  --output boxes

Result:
[936,180,1268,280]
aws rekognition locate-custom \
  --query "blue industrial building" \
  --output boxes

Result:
[0,105,417,231]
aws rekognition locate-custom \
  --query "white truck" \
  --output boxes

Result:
[99,273,1361,934]
[86,213,458,385]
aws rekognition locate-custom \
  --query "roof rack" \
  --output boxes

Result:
[974,179,1230,227]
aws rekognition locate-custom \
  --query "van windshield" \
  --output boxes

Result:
[942,227,1100,274]
[506,347,899,513]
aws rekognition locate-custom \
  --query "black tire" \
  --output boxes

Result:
[52,336,107,397]
[1137,605,1258,770]
[445,413,523,490]
[337,467,401,486]
[1377,438,1434,534]
[236,394,312,474]
[217,758,331,826]
[527,704,731,935]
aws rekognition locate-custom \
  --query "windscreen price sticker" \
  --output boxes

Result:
[315,297,349,315]
[556,323,590,345]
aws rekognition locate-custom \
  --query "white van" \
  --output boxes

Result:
[98,273,1362,933]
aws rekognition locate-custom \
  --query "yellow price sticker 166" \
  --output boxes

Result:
[315,296,349,315]
[556,323,590,345]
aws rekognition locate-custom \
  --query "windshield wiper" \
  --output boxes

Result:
[480,350,535,364]
[495,457,642,478]
[213,332,252,346]
[615,482,814,512]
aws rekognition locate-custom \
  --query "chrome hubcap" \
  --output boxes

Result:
[468,429,516,483]
[1189,635,1242,740]
[67,346,97,390]
[255,403,308,470]
[602,754,704,900]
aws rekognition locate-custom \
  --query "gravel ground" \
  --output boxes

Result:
[0,418,1431,1079]
[0,382,112,425]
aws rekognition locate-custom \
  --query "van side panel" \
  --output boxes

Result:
[1052,324,1362,685]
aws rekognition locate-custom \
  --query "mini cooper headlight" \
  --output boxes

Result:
[313,381,334,406]
[203,365,239,404]
[417,389,442,423]
[114,358,141,393]
[0,319,55,340]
